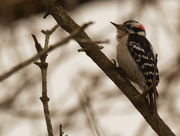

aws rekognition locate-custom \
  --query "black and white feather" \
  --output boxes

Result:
[127,34,159,87]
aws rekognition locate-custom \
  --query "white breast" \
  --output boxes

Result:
[116,35,147,92]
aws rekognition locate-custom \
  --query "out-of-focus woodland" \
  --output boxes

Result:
[0,0,180,136]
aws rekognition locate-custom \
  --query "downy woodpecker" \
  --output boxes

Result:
[111,20,159,112]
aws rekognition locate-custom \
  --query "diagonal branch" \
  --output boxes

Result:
[0,22,92,82]
[39,1,175,136]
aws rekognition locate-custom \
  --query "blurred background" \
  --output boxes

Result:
[0,0,180,136]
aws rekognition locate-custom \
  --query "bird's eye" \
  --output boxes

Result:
[126,25,132,29]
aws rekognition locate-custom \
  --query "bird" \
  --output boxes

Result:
[111,20,159,113]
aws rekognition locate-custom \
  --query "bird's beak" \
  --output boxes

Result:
[110,21,126,31]
[110,21,123,28]
[110,22,120,27]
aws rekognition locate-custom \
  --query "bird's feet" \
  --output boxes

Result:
[107,59,125,75]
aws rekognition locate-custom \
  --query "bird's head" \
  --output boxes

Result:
[111,20,146,37]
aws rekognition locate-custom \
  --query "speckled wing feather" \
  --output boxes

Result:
[127,34,159,87]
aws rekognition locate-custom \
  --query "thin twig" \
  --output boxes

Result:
[0,22,93,82]
[39,62,53,136]
[41,24,59,49]
[73,81,101,136]
[76,39,108,51]
[32,34,43,52]
[76,39,109,44]
[59,124,64,136]
[34,25,59,136]
[34,23,91,136]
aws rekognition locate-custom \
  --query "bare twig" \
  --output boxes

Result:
[33,25,59,136]
[76,39,109,44]
[43,8,50,19]
[77,48,87,52]
[59,124,64,136]
[0,22,93,82]
[41,24,59,49]
[73,81,101,136]
[33,23,91,136]
[32,34,43,52]
[77,39,108,51]
[38,62,53,136]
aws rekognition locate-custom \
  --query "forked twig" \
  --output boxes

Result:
[32,23,93,136]
[59,124,67,136]
[34,25,60,136]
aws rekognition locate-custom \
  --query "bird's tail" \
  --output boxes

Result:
[147,88,159,113]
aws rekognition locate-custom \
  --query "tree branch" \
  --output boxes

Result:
[0,22,92,82]
[38,1,175,136]
[34,25,59,136]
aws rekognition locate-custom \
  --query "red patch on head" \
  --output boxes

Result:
[139,24,145,31]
